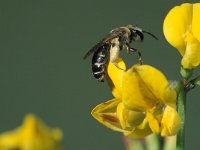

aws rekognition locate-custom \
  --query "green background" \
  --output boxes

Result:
[0,0,199,150]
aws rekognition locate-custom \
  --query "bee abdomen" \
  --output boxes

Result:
[92,43,110,82]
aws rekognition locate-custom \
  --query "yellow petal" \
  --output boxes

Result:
[116,102,127,129]
[125,118,152,138]
[181,32,200,68]
[146,112,160,134]
[122,65,176,111]
[192,3,200,42]
[162,85,177,108]
[163,3,193,55]
[117,103,145,129]
[161,106,181,136]
[126,110,146,128]
[92,99,150,137]
[0,114,63,150]
[106,58,126,99]
[122,65,156,111]
[91,99,125,132]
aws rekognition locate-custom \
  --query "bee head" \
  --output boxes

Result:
[127,25,158,42]
[130,27,144,42]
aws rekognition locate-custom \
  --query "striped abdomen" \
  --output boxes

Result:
[92,44,110,82]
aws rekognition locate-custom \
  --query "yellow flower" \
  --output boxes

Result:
[92,58,181,137]
[0,114,63,150]
[163,3,200,69]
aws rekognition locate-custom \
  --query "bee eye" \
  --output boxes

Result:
[132,30,144,42]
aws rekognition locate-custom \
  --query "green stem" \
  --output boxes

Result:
[176,85,186,150]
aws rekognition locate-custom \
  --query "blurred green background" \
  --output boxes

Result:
[0,0,200,149]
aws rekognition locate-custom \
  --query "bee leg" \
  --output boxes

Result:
[129,47,143,65]
[129,47,137,52]
[125,44,137,54]
[125,44,133,54]
[137,51,143,65]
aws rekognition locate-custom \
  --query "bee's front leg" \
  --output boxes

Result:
[125,44,136,54]
[126,44,143,65]
[129,47,137,52]
[136,51,143,65]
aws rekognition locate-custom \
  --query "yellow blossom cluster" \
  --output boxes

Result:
[92,58,181,137]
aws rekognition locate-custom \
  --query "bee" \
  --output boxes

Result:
[84,25,158,82]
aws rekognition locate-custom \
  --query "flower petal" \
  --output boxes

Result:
[161,106,181,136]
[122,65,156,111]
[181,32,200,68]
[126,110,146,128]
[91,99,125,132]
[163,3,193,55]
[106,58,126,99]
[117,103,145,129]
[92,99,151,137]
[162,85,177,108]
[192,3,200,42]
[0,114,63,150]
[146,111,160,134]
[122,65,176,111]
[116,102,127,129]
[125,118,152,138]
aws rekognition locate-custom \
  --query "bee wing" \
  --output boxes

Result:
[83,29,125,59]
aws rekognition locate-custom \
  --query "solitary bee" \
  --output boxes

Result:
[84,25,158,82]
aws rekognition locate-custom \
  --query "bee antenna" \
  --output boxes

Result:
[143,30,158,40]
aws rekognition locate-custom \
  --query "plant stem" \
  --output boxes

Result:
[176,85,186,150]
